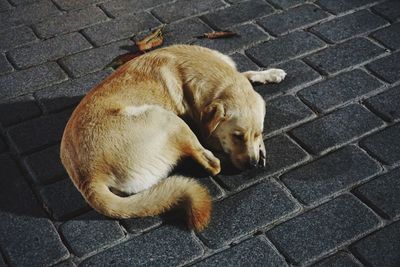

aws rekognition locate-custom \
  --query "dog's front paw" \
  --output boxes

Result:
[202,150,221,176]
[264,68,286,83]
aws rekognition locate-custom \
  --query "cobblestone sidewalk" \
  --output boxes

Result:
[0,0,399,266]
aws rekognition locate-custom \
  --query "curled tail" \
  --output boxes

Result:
[82,175,212,231]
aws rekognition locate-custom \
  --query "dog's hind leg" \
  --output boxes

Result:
[242,69,287,84]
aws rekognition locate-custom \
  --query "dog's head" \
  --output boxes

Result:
[201,91,266,170]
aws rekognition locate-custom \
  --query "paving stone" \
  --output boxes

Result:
[372,0,400,22]
[351,221,400,267]
[316,0,377,15]
[0,256,5,267]
[298,69,384,112]
[53,260,76,267]
[254,60,321,99]
[34,6,109,38]
[60,40,131,78]
[35,70,112,113]
[216,135,308,191]
[201,0,274,29]
[83,13,160,46]
[6,109,72,154]
[0,136,6,153]
[152,0,226,23]
[9,32,92,69]
[267,0,307,9]
[230,53,260,72]
[81,224,203,266]
[246,31,326,67]
[0,154,69,267]
[366,52,400,83]
[193,23,269,55]
[194,236,287,266]
[60,211,125,256]
[264,95,314,135]
[0,26,37,52]
[364,85,400,122]
[39,178,88,220]
[354,168,400,219]
[312,252,361,267]
[198,181,299,248]
[268,194,380,265]
[281,145,380,205]
[101,0,173,17]
[121,216,163,234]
[0,95,42,126]
[0,0,60,29]
[371,23,400,50]
[305,38,386,75]
[0,0,11,12]
[24,145,67,185]
[0,53,13,75]
[0,62,67,99]
[311,10,388,43]
[163,18,212,46]
[360,124,400,165]
[8,0,38,5]
[291,104,384,154]
[54,0,106,10]
[258,4,330,36]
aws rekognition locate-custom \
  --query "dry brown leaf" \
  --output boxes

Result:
[196,31,239,39]
[135,27,165,51]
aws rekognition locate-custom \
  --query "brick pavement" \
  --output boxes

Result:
[0,0,399,266]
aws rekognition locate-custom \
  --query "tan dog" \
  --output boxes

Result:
[60,45,286,231]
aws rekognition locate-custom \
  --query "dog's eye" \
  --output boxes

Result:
[232,133,244,141]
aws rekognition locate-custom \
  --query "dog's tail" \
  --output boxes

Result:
[82,175,212,231]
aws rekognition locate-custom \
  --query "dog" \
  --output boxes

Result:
[60,45,286,231]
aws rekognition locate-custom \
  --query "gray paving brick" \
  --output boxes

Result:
[231,53,260,72]
[0,95,42,126]
[39,178,88,220]
[305,38,386,75]
[0,0,11,11]
[82,13,159,46]
[53,260,76,267]
[258,4,330,36]
[372,0,400,22]
[311,10,388,43]
[291,104,384,154]
[264,95,314,135]
[267,0,307,9]
[350,221,400,267]
[24,145,67,185]
[312,252,361,267]
[366,52,400,83]
[0,54,13,75]
[101,0,173,17]
[0,26,37,52]
[0,256,5,267]
[316,0,378,15]
[0,0,60,29]
[365,85,400,122]
[360,124,400,165]
[0,136,6,153]
[255,60,321,99]
[81,224,203,266]
[121,216,163,234]
[371,23,400,50]
[201,0,274,29]
[281,145,380,205]
[34,6,109,38]
[163,18,212,46]
[35,70,112,113]
[9,32,92,69]
[268,194,380,265]
[6,109,72,154]
[0,62,67,99]
[54,0,106,10]
[152,0,226,23]
[354,168,400,219]
[216,135,308,191]
[195,236,287,266]
[60,211,125,256]
[198,181,299,248]
[246,31,326,67]
[60,40,131,78]
[0,154,69,267]
[193,23,269,54]
[298,69,384,112]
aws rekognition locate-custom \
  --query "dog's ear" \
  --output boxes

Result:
[201,101,226,136]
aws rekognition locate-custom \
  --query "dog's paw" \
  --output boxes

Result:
[202,150,221,176]
[263,68,286,83]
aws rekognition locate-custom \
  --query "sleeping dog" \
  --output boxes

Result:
[60,45,286,231]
